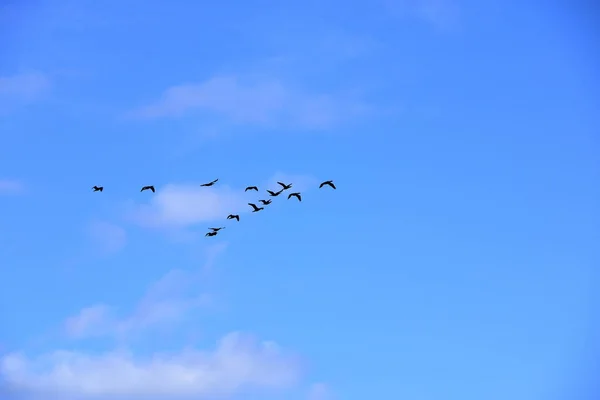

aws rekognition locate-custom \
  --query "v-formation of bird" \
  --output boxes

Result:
[92,179,336,237]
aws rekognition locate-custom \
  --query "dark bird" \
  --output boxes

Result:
[248,203,264,212]
[92,186,103,192]
[259,199,272,205]
[245,186,258,192]
[277,181,292,190]
[227,214,240,222]
[288,192,302,202]
[319,180,336,189]
[200,179,219,187]
[141,185,155,193]
[209,227,225,232]
[205,231,218,237]
[266,189,284,197]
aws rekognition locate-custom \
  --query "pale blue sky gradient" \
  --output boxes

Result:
[0,1,598,399]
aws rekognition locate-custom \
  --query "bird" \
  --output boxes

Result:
[205,231,218,237]
[266,189,284,197]
[259,199,272,205]
[92,186,103,192]
[319,180,336,189]
[141,185,155,193]
[200,179,218,187]
[227,214,240,221]
[245,186,258,192]
[209,227,225,232]
[248,203,264,212]
[288,192,302,201]
[277,182,292,190]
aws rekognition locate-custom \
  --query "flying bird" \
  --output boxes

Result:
[92,186,103,192]
[259,199,272,205]
[141,185,155,193]
[245,186,258,192]
[200,179,219,187]
[205,231,218,237]
[227,214,240,221]
[248,203,264,212]
[277,182,292,190]
[288,192,302,201]
[266,189,284,197]
[209,227,225,232]
[319,180,336,189]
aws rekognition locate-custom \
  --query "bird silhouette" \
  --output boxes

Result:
[288,192,302,201]
[92,186,103,192]
[209,227,225,232]
[141,185,155,193]
[266,189,284,197]
[205,231,218,237]
[319,180,336,189]
[277,182,292,190]
[227,214,240,221]
[245,186,258,192]
[200,179,219,187]
[248,203,264,212]
[259,199,272,205]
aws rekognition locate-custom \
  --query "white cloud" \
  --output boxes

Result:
[130,75,369,129]
[1,332,301,399]
[126,173,318,231]
[4,243,302,399]
[127,183,248,230]
[0,179,25,195]
[0,72,51,109]
[307,383,336,400]
[87,221,127,254]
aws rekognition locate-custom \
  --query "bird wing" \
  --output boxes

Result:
[235,216,240,221]
[330,182,336,189]
[277,182,286,188]
[150,187,155,192]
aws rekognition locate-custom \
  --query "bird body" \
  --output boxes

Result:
[248,203,264,212]
[288,192,302,201]
[200,179,219,187]
[205,231,217,237]
[245,186,258,192]
[277,182,292,190]
[92,186,103,192]
[267,189,284,197]
[209,227,225,232]
[141,185,155,193]
[227,214,240,221]
[319,180,336,189]
[259,199,272,205]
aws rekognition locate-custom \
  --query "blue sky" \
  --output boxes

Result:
[0,0,598,399]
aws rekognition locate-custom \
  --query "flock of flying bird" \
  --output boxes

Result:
[91,178,336,237]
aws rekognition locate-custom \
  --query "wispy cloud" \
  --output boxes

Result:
[1,332,301,399]
[65,261,221,340]
[0,179,25,195]
[130,75,370,130]
[86,220,127,254]
[126,173,318,232]
[126,183,249,230]
[0,72,51,112]
[307,382,336,400]
[4,244,302,399]
[382,0,461,31]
